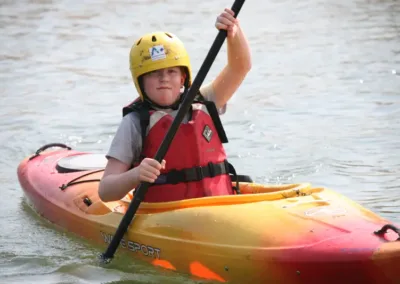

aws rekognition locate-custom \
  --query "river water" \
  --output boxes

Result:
[1,0,399,283]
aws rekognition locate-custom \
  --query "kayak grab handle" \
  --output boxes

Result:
[29,143,71,160]
[374,224,400,241]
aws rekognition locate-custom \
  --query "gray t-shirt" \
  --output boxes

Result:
[106,83,226,166]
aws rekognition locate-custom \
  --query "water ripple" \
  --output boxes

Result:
[1,0,399,282]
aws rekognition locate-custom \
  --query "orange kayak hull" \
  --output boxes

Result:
[17,146,400,283]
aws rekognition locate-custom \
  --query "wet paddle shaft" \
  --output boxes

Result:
[100,0,246,263]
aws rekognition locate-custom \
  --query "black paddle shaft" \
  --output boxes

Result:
[100,0,246,263]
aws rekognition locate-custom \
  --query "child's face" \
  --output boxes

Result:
[142,67,185,106]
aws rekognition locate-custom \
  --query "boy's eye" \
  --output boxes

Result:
[149,70,159,76]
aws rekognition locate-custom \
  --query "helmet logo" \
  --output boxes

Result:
[149,45,166,61]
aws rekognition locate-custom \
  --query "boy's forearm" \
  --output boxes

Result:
[99,168,139,202]
[227,23,252,71]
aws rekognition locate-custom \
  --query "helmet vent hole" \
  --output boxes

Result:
[136,38,142,45]
[152,35,157,42]
[165,33,173,38]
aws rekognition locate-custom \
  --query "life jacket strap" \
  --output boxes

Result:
[154,160,230,185]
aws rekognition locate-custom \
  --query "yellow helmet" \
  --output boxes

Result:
[129,31,192,100]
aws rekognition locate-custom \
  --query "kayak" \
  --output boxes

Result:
[17,143,400,283]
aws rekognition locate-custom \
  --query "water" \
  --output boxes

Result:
[1,0,399,283]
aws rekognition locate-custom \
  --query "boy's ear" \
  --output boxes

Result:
[181,73,186,85]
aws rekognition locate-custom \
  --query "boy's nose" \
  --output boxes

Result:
[159,70,169,80]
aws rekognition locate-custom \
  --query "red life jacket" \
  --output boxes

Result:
[123,97,235,202]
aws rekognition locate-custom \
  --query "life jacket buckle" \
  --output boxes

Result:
[208,162,216,177]
[166,169,183,184]
[195,166,204,180]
